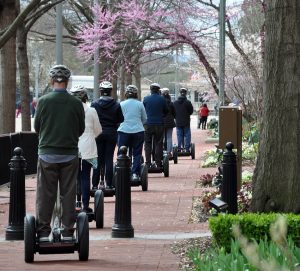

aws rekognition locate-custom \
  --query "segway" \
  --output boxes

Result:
[176,143,195,159]
[76,185,104,229]
[164,131,178,164]
[147,152,169,177]
[24,187,89,263]
[147,138,169,177]
[91,163,115,197]
[130,155,149,191]
[175,128,195,160]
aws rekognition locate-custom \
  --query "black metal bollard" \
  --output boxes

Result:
[6,147,27,240]
[112,146,134,238]
[221,142,237,214]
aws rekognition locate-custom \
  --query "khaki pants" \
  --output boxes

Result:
[36,157,78,235]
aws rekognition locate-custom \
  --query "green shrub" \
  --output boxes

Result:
[209,213,300,251]
[242,170,253,183]
[189,236,300,271]
[242,143,258,162]
[189,217,300,271]
[202,149,220,167]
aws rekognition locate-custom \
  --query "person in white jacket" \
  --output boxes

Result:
[70,85,102,213]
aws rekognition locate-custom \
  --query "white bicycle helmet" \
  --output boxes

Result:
[125,85,138,95]
[99,81,112,90]
[49,65,71,82]
[161,88,170,95]
[70,85,88,102]
[99,81,112,96]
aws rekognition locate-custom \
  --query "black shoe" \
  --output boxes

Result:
[106,185,115,190]
[82,206,93,213]
[92,186,98,190]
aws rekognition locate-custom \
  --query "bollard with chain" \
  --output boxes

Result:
[6,147,27,240]
[112,146,134,238]
[221,142,238,214]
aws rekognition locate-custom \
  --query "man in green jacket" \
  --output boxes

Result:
[34,65,85,242]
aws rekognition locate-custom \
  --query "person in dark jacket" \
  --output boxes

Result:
[143,83,168,168]
[161,88,176,158]
[91,81,124,189]
[173,87,194,152]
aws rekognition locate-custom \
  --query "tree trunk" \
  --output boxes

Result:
[0,2,17,134]
[133,63,142,100]
[17,25,31,131]
[120,65,125,101]
[251,0,300,213]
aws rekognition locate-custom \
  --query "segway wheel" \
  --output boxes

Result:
[24,214,36,263]
[163,155,169,177]
[172,146,178,164]
[94,189,104,228]
[77,212,89,261]
[191,143,195,160]
[140,164,148,191]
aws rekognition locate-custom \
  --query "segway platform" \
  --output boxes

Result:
[24,212,89,263]
[76,189,104,228]
[147,154,169,177]
[173,143,195,160]
[130,163,148,191]
[25,186,89,263]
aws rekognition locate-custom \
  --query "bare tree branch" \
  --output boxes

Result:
[0,0,42,48]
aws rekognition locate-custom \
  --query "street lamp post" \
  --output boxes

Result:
[219,0,226,106]
[56,3,63,65]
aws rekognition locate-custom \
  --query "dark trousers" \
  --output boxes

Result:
[201,116,208,129]
[144,125,164,166]
[118,131,144,176]
[36,157,78,235]
[92,133,117,187]
[79,159,92,208]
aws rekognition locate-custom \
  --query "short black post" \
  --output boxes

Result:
[221,142,237,214]
[6,147,27,240]
[112,146,134,238]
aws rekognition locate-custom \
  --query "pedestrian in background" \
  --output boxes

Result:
[199,103,209,129]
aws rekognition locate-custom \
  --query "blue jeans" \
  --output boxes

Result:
[164,128,173,153]
[81,159,92,208]
[118,131,144,176]
[176,126,191,151]
[92,133,117,187]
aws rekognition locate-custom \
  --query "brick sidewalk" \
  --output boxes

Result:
[0,119,216,270]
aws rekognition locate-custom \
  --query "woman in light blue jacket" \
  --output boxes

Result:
[118,85,147,181]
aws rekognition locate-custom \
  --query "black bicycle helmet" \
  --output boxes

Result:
[150,83,160,93]
[99,81,112,96]
[180,87,188,96]
[70,85,88,102]
[49,65,71,83]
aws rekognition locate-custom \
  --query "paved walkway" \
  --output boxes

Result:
[0,116,217,270]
